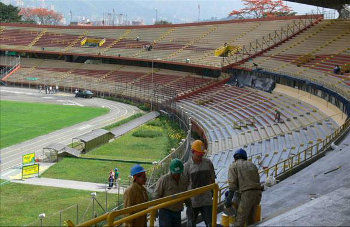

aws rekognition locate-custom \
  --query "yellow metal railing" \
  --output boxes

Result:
[67,118,349,227]
[69,183,219,227]
[261,118,349,178]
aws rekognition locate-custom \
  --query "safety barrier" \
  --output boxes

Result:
[68,183,219,227]
[222,14,323,69]
[64,110,348,227]
[256,66,350,109]
[146,107,192,189]
[261,118,349,179]
[0,55,20,80]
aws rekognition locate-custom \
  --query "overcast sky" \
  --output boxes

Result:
[2,0,333,24]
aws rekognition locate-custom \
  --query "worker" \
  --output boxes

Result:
[184,140,216,227]
[123,164,148,227]
[274,109,281,123]
[225,148,262,226]
[153,158,189,227]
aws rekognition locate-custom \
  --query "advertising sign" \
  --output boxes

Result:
[22,164,39,178]
[22,153,35,165]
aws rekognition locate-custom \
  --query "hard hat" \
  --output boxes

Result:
[191,140,205,153]
[115,168,118,171]
[233,148,247,160]
[130,164,145,176]
[170,158,184,174]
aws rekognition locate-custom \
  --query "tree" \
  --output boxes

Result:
[229,0,294,19]
[19,7,63,25]
[0,2,22,23]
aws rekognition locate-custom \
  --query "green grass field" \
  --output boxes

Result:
[88,117,185,161]
[0,182,119,226]
[41,158,152,184]
[42,117,185,183]
[0,100,109,149]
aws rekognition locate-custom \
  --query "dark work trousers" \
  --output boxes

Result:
[188,205,212,227]
[159,208,181,227]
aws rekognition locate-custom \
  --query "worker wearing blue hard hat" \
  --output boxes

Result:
[225,148,262,226]
[123,164,148,227]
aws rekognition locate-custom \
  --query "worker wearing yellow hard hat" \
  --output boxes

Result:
[184,140,216,226]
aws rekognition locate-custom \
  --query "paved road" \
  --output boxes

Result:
[0,86,141,174]
[10,177,126,194]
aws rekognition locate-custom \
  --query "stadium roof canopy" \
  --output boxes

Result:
[286,0,349,9]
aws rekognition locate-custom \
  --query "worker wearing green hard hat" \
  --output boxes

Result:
[153,158,189,227]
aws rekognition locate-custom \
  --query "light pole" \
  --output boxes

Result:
[155,8,158,23]
[38,213,45,227]
[150,60,154,111]
[69,10,72,24]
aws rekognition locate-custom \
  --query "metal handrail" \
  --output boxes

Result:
[70,183,219,227]
[68,118,349,227]
[226,14,322,65]
[260,118,349,178]
[145,107,191,189]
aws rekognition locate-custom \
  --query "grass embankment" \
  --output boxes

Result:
[0,182,119,226]
[42,116,185,184]
[41,158,152,184]
[0,100,109,149]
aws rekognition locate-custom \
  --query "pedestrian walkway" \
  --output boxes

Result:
[10,177,126,194]
[111,111,160,137]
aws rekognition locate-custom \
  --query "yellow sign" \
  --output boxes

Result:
[22,153,35,165]
[22,164,39,178]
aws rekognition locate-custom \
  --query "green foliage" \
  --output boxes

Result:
[0,2,22,23]
[0,182,115,226]
[103,113,144,130]
[104,96,150,111]
[42,157,151,185]
[132,127,163,138]
[43,115,185,184]
[146,119,163,127]
[0,100,109,149]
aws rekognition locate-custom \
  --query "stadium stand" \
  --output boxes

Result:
[1,58,215,102]
[1,13,349,226]
[0,15,320,68]
[241,19,350,99]
[177,83,338,155]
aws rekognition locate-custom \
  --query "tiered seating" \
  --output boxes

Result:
[179,85,337,182]
[242,19,350,99]
[177,83,337,177]
[1,15,319,68]
[3,58,215,102]
[0,27,40,46]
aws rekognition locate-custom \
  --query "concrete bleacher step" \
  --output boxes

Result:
[257,127,268,140]
[278,123,289,133]
[265,125,275,138]
[271,123,282,135]
[252,128,263,141]
[245,130,254,144]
